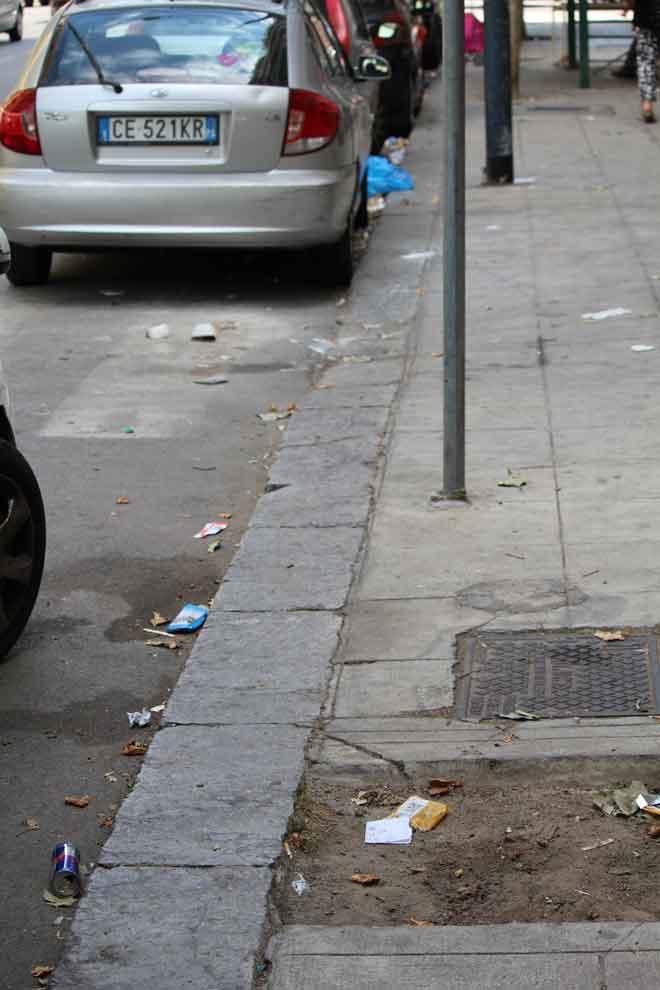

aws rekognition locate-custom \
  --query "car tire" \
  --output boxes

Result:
[0,440,46,658]
[6,244,53,287]
[313,223,354,288]
[8,5,23,41]
[354,171,369,231]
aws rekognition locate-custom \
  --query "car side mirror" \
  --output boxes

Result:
[355,54,391,81]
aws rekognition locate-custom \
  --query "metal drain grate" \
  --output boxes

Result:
[455,631,660,719]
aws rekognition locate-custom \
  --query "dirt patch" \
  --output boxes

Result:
[274,758,660,927]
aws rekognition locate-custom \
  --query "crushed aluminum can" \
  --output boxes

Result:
[49,842,82,899]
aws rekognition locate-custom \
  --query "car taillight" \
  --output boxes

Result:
[283,89,340,156]
[374,12,409,46]
[0,89,41,156]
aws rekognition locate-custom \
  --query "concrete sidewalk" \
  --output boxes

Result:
[54,42,660,990]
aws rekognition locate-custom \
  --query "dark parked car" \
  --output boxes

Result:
[359,0,423,138]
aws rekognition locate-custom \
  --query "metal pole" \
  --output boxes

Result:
[578,0,590,87]
[567,0,577,69]
[442,0,466,499]
[484,0,514,183]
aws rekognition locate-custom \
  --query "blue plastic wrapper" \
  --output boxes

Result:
[167,603,209,633]
[366,155,414,197]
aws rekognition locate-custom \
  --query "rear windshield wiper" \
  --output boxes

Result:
[66,20,123,94]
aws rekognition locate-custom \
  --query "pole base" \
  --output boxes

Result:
[430,489,469,507]
[483,156,514,184]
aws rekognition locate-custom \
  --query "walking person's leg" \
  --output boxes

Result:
[636,27,658,121]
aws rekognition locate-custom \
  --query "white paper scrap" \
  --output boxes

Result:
[631,344,655,352]
[581,307,632,321]
[365,818,413,845]
[389,796,429,820]
[514,176,537,185]
[636,793,650,810]
[401,251,436,261]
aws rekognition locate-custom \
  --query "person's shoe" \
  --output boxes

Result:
[642,107,657,123]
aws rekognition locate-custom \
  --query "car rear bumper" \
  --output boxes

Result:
[0,165,356,249]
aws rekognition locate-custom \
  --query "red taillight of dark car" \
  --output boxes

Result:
[0,89,42,156]
[283,89,340,156]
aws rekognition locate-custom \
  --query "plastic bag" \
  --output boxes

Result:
[367,155,415,198]
[464,13,484,54]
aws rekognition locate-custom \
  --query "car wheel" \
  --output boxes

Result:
[6,244,53,287]
[354,171,369,231]
[313,223,354,288]
[0,440,46,658]
[8,5,23,41]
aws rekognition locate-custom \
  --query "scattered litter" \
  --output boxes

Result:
[351,873,380,886]
[121,427,135,434]
[150,611,168,627]
[486,224,501,231]
[428,777,463,797]
[502,733,517,743]
[151,704,166,713]
[49,841,82,899]
[24,817,40,831]
[31,964,55,979]
[367,155,414,197]
[498,708,540,721]
[192,465,217,472]
[514,176,537,185]
[314,382,336,390]
[166,603,209,633]
[594,629,627,642]
[365,817,412,845]
[648,823,660,838]
[192,376,228,385]
[593,780,649,817]
[402,250,436,261]
[191,323,217,342]
[408,917,434,927]
[43,890,77,909]
[143,629,177,642]
[411,801,448,832]
[631,344,655,352]
[336,297,347,307]
[127,708,151,728]
[431,352,443,358]
[454,868,464,878]
[64,796,90,809]
[382,136,409,165]
[582,569,600,578]
[291,873,311,896]
[207,539,222,554]
[115,495,130,505]
[104,771,118,783]
[121,740,148,756]
[581,307,632,321]
[498,469,527,488]
[145,323,170,340]
[194,521,228,540]
[307,338,336,355]
[283,840,293,859]
[258,407,294,422]
[390,796,429,819]
[581,838,615,852]
[505,552,526,560]
[367,194,386,216]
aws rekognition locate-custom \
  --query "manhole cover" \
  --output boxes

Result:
[455,631,660,719]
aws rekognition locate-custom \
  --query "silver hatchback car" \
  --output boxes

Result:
[0,0,389,286]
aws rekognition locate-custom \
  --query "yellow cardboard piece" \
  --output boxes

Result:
[411,801,448,832]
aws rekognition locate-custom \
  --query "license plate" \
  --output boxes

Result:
[96,115,219,146]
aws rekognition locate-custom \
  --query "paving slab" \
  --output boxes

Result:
[164,611,340,725]
[281,406,390,446]
[332,659,452,717]
[101,724,308,866]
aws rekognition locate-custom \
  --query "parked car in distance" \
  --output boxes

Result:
[411,0,441,71]
[359,0,424,137]
[317,0,388,151]
[0,0,23,42]
[0,0,390,287]
[0,239,46,656]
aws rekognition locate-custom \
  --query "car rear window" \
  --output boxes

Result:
[41,6,288,87]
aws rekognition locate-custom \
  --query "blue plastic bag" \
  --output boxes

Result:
[167,603,209,633]
[367,155,415,198]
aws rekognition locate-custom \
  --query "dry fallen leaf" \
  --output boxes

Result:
[98,816,114,829]
[314,383,336,390]
[503,734,517,744]
[594,629,625,642]
[64,796,90,809]
[24,816,40,831]
[350,874,380,886]
[217,512,232,519]
[31,965,55,979]
[150,611,168,627]
[408,917,434,927]
[648,823,660,838]
[145,638,179,651]
[115,496,130,505]
[428,777,463,796]
[121,740,148,757]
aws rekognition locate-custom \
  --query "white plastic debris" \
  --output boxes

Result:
[514,176,537,185]
[631,344,655,352]
[191,322,217,341]
[486,225,501,231]
[307,337,336,355]
[194,521,229,539]
[291,873,311,896]
[581,307,632,321]
[146,323,170,340]
[389,796,429,819]
[401,251,436,261]
[127,708,152,728]
[364,817,413,845]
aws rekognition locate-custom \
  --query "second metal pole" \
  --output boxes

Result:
[484,0,514,183]
[442,0,466,499]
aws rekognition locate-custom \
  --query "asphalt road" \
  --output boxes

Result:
[0,10,358,986]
